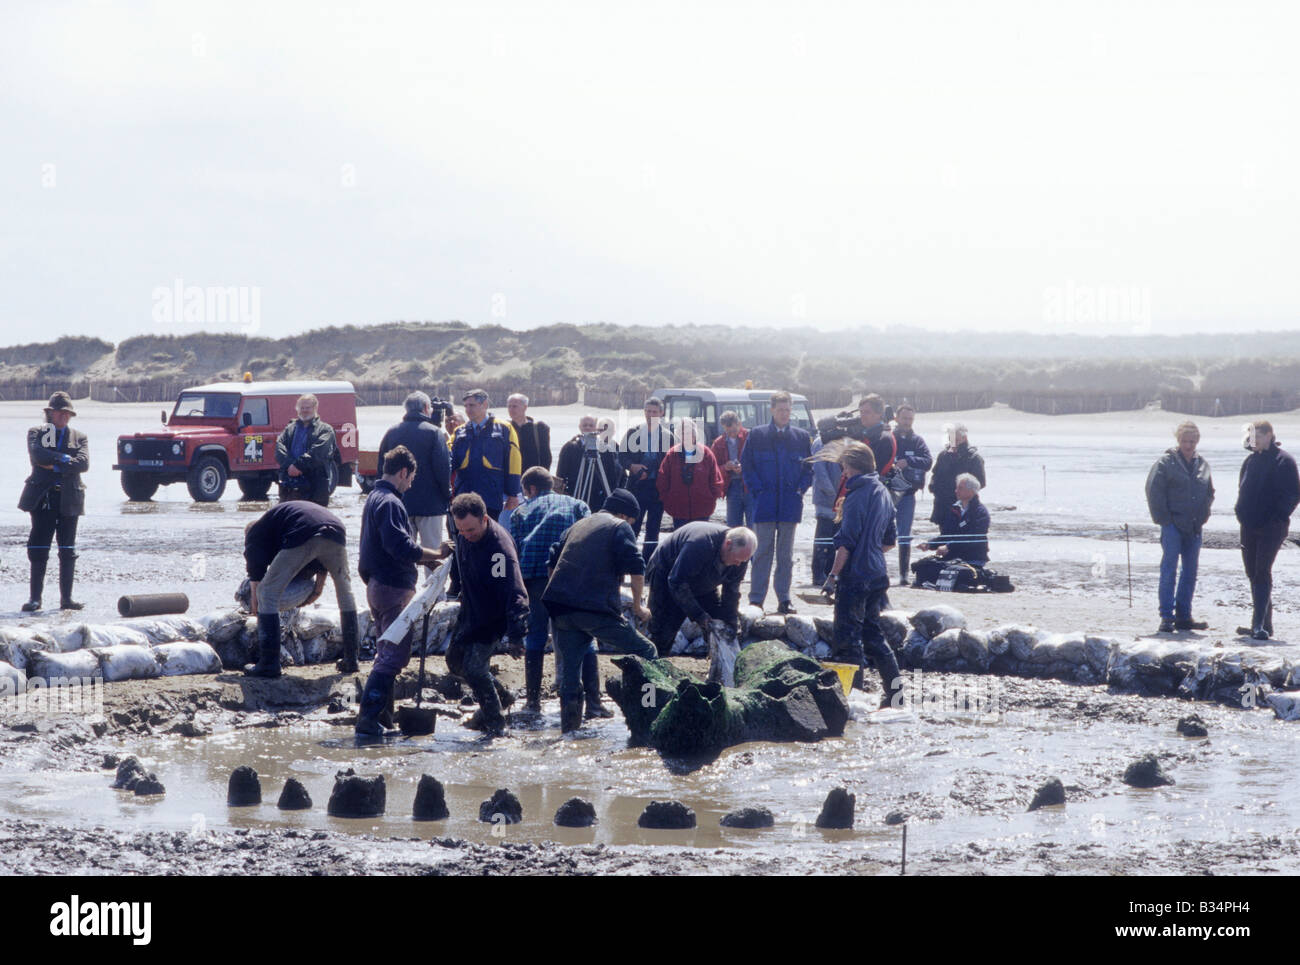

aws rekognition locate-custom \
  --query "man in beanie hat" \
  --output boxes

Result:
[19,392,89,611]
[541,487,658,732]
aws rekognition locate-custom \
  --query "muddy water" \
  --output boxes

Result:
[3,682,1296,868]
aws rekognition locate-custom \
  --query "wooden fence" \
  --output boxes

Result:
[0,379,1294,418]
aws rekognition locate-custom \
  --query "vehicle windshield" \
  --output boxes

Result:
[172,393,241,420]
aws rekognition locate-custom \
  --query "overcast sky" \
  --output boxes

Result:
[1,0,1296,344]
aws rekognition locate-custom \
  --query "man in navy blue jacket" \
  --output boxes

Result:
[645,521,756,656]
[822,442,901,708]
[914,474,990,586]
[355,445,442,737]
[890,403,933,585]
[741,391,812,613]
[1235,421,1300,639]
[378,392,452,548]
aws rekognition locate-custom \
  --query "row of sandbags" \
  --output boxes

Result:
[1,642,221,691]
[0,616,209,672]
[881,603,1300,716]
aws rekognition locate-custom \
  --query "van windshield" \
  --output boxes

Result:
[173,393,241,420]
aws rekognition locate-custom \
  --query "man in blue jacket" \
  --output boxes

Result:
[450,389,522,520]
[822,442,901,708]
[379,392,452,548]
[355,445,443,737]
[742,391,812,614]
[1235,420,1300,640]
[645,521,756,656]
[914,474,991,586]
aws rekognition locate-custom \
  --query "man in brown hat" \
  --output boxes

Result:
[18,392,89,611]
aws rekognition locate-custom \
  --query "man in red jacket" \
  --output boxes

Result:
[657,419,725,528]
[711,411,752,528]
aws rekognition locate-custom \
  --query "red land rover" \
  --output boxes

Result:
[113,379,360,502]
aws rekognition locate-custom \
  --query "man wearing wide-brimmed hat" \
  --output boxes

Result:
[18,392,89,611]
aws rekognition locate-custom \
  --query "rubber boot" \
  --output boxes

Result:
[463,674,507,736]
[1251,582,1272,639]
[524,650,543,713]
[493,674,515,711]
[582,650,613,719]
[898,546,911,587]
[560,696,584,734]
[22,548,47,612]
[872,645,904,710]
[58,550,83,610]
[336,609,359,673]
[355,669,396,737]
[244,613,283,678]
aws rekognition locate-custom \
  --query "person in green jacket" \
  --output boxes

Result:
[276,394,337,506]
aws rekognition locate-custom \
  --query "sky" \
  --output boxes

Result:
[1,0,1297,345]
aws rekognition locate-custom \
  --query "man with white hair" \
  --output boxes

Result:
[276,393,337,506]
[644,521,756,657]
[507,393,552,472]
[913,473,990,585]
[928,423,985,526]
[378,391,452,548]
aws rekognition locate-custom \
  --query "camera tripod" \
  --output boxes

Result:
[573,436,614,506]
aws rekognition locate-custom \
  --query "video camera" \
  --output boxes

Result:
[427,396,454,427]
[816,403,896,444]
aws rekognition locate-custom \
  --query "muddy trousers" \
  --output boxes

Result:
[832,578,902,699]
[27,507,79,603]
[551,609,658,702]
[1241,519,1288,633]
[445,627,503,723]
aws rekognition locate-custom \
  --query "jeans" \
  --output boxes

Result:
[812,515,836,585]
[725,487,755,529]
[750,520,797,607]
[1158,524,1201,620]
[258,535,357,614]
[523,576,557,655]
[551,609,657,700]
[631,481,665,561]
[832,578,902,697]
[367,581,416,676]
[1242,519,1288,630]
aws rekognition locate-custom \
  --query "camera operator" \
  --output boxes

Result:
[557,414,625,511]
[378,392,453,549]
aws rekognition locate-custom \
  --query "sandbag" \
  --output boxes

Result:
[751,615,787,640]
[292,606,340,640]
[0,660,24,697]
[910,606,966,640]
[199,609,248,645]
[93,645,163,682]
[153,642,222,676]
[236,574,316,613]
[784,615,819,649]
[738,605,764,638]
[80,625,153,651]
[0,629,56,672]
[706,618,741,687]
[119,616,207,645]
[51,623,89,653]
[28,649,102,680]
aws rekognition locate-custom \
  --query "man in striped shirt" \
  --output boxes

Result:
[509,467,595,715]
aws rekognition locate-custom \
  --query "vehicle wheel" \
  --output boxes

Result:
[186,455,228,502]
[358,476,374,494]
[120,472,160,501]
[237,476,273,500]
[326,459,339,495]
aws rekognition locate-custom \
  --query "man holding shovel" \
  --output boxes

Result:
[355,446,442,737]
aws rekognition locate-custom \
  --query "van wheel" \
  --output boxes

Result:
[187,455,228,502]
[120,472,160,501]
[326,460,339,495]
[237,476,272,500]
[358,476,374,494]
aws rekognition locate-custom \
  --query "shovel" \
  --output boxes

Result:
[397,610,437,736]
